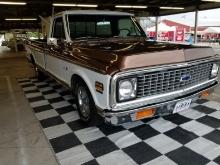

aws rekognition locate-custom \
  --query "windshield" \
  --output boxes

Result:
[67,15,146,40]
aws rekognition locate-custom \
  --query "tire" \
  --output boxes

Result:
[74,79,104,126]
[35,67,45,81]
[17,44,25,51]
[30,56,45,81]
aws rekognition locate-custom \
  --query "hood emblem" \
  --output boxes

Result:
[180,74,191,82]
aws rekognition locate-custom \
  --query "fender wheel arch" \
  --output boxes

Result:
[71,74,104,126]
[30,54,35,65]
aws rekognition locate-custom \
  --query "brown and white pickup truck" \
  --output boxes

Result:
[25,10,220,125]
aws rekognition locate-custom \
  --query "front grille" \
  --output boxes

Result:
[137,62,213,98]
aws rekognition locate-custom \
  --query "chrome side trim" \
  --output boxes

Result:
[110,57,220,111]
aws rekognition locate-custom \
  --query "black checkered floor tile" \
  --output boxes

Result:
[18,77,220,165]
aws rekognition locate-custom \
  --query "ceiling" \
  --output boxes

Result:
[1,0,220,30]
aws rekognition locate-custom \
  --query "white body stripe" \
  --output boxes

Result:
[29,46,111,110]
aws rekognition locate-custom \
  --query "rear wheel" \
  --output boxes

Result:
[30,55,46,81]
[35,67,45,81]
[74,79,103,126]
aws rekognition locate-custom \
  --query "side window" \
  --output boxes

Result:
[53,17,65,39]
[118,18,141,36]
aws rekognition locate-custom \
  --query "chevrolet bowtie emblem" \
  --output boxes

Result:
[180,74,191,82]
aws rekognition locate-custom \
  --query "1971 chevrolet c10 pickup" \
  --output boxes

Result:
[26,10,220,125]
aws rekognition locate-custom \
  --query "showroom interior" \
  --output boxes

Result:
[0,0,220,165]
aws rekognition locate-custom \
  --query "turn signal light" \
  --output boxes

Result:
[201,90,209,97]
[136,108,156,120]
[95,81,104,94]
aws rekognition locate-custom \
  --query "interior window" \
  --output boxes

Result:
[53,17,65,39]
[96,21,111,36]
[68,15,146,39]
[69,21,96,36]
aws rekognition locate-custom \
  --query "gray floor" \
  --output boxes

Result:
[0,46,220,165]
[0,47,58,165]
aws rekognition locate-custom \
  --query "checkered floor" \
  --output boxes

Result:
[18,77,220,165]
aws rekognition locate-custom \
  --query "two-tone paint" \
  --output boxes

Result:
[25,10,219,124]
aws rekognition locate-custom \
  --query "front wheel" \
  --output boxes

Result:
[74,80,103,126]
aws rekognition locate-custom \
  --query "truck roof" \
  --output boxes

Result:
[54,10,134,17]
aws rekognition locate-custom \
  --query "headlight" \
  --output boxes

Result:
[118,78,137,102]
[211,63,219,77]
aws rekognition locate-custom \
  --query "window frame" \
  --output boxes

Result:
[52,17,66,39]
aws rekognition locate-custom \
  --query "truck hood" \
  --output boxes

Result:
[70,38,215,75]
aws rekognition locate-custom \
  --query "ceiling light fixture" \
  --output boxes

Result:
[5,18,21,21]
[53,3,76,7]
[115,5,147,9]
[160,6,184,10]
[5,18,37,21]
[0,1,26,5]
[201,0,220,2]
[76,4,98,7]
[21,18,38,21]
[53,3,98,7]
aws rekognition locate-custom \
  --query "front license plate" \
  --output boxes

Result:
[173,99,192,113]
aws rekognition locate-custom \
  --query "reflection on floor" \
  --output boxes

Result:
[18,77,220,165]
[0,48,58,165]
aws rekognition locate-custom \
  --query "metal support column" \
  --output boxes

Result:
[155,16,159,41]
[38,28,41,39]
[136,17,141,24]
[194,9,198,44]
[12,31,18,52]
[52,6,54,17]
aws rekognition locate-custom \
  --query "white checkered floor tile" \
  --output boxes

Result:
[18,78,220,165]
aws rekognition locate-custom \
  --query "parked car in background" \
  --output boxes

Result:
[25,10,220,125]
[1,40,8,46]
[7,38,25,51]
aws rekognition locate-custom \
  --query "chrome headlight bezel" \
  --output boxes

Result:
[211,63,219,78]
[117,77,137,102]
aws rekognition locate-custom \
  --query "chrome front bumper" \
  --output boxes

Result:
[100,80,218,125]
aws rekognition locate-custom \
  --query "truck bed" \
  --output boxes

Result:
[26,39,47,49]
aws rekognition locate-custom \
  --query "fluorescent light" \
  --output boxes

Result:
[21,18,37,21]
[0,1,26,5]
[76,4,98,7]
[5,18,37,21]
[5,18,21,21]
[115,5,147,9]
[53,3,76,7]
[160,6,184,10]
[201,0,220,2]
[53,3,97,7]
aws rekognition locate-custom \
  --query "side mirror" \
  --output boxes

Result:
[47,38,58,46]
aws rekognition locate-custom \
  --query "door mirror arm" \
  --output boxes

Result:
[48,38,58,46]
[48,38,73,52]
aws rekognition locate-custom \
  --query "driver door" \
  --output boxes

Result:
[45,16,68,83]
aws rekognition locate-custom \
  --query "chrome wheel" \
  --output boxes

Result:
[77,86,90,119]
